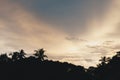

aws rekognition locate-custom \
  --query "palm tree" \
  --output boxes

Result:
[18,49,26,59]
[34,48,47,61]
[11,49,26,61]
[11,52,19,61]
[97,56,110,67]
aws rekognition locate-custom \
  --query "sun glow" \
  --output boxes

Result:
[68,46,79,53]
[87,41,102,47]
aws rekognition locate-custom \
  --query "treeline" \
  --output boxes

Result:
[0,48,120,80]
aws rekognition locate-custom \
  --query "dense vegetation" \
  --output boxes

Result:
[0,48,120,80]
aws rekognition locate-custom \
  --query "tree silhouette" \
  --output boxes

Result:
[18,49,26,59]
[11,51,19,61]
[11,49,26,61]
[116,51,120,57]
[0,49,120,80]
[97,56,110,67]
[34,48,47,61]
[0,54,9,63]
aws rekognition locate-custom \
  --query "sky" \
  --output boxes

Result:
[0,0,120,67]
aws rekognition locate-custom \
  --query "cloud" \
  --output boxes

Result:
[14,0,113,36]
[84,59,93,62]
[0,0,88,58]
[107,22,120,38]
[86,40,120,57]
[65,36,87,42]
[0,1,69,53]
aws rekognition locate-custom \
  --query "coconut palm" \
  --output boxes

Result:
[11,52,19,61]
[11,49,26,61]
[34,48,47,61]
[18,49,26,59]
[97,56,110,67]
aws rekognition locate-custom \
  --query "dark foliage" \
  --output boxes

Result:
[88,51,120,80]
[0,48,120,80]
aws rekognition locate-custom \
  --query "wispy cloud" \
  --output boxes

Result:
[0,1,67,53]
[65,36,87,42]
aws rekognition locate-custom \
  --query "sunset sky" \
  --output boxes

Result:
[0,0,120,67]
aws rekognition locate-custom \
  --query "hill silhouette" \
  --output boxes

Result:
[0,48,120,80]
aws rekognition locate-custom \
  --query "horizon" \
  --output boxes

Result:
[0,0,120,67]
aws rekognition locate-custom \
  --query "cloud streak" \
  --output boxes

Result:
[0,1,66,52]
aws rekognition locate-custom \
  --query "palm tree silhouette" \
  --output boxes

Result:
[18,49,26,59]
[34,48,47,61]
[11,52,19,61]
[11,49,26,61]
[98,56,110,67]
